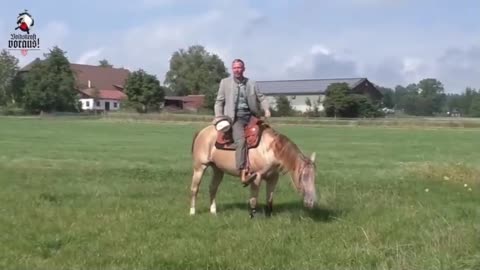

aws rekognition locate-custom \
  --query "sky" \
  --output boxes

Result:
[1,0,480,93]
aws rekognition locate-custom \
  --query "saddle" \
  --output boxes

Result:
[215,116,267,150]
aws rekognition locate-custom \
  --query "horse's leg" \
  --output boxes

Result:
[265,172,279,217]
[249,181,261,218]
[209,166,224,215]
[190,163,207,215]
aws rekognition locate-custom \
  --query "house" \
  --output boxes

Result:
[20,59,130,111]
[163,95,205,112]
[256,77,383,112]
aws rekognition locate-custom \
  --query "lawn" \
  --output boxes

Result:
[0,117,479,269]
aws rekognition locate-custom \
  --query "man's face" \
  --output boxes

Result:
[232,61,245,79]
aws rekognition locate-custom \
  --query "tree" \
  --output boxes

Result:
[463,87,477,116]
[353,94,384,118]
[394,79,447,116]
[22,46,79,113]
[203,82,220,111]
[417,78,446,114]
[124,69,165,113]
[469,95,480,117]
[274,96,294,116]
[323,83,382,118]
[378,86,395,109]
[305,96,321,117]
[323,83,354,118]
[0,49,20,105]
[164,45,229,107]
[98,59,113,68]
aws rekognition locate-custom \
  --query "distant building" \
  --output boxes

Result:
[257,77,383,112]
[20,59,130,111]
[163,95,205,112]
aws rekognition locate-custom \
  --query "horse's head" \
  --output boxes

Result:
[299,152,317,209]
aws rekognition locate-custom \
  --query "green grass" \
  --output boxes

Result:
[0,117,479,270]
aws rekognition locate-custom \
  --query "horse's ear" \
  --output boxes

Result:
[310,152,316,163]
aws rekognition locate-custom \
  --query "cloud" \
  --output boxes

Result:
[283,44,359,79]
[101,3,273,82]
[435,46,480,91]
[76,48,104,64]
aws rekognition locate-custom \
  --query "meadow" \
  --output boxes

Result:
[0,116,479,270]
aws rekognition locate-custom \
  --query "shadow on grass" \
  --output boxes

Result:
[217,201,346,222]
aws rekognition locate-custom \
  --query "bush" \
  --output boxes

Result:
[1,103,26,115]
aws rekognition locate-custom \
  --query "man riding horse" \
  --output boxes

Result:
[213,59,272,185]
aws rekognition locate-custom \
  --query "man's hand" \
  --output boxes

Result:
[264,110,271,118]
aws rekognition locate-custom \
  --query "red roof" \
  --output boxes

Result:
[79,88,127,100]
[70,63,130,90]
[20,59,130,91]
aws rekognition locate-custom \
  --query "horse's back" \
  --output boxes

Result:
[191,125,217,162]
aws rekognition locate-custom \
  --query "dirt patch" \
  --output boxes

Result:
[406,161,480,186]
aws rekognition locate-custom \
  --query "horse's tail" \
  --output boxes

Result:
[191,130,200,154]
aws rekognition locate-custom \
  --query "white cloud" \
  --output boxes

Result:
[76,48,104,64]
[283,44,359,79]
[101,3,274,82]
[310,45,331,56]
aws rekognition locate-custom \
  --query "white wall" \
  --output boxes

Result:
[266,94,325,112]
[79,98,94,110]
[79,98,121,111]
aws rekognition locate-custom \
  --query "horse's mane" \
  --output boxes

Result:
[265,127,310,174]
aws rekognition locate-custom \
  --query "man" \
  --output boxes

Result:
[214,59,271,184]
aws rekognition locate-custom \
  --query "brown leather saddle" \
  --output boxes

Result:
[215,116,267,150]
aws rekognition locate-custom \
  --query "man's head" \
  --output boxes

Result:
[232,59,245,79]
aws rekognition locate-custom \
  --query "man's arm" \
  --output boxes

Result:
[253,82,271,116]
[214,79,225,118]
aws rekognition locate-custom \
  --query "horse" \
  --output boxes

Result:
[189,116,318,218]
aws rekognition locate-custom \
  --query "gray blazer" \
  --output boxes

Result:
[214,76,270,120]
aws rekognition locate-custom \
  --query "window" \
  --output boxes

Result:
[114,102,118,108]
[86,101,90,107]
[96,101,100,107]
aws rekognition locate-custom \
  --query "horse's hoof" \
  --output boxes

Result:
[265,207,272,217]
[249,208,256,219]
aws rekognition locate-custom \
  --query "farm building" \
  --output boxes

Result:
[163,95,205,112]
[256,78,383,112]
[19,59,130,112]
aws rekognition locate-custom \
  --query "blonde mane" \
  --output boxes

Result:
[265,127,310,175]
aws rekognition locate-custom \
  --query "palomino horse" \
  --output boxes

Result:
[189,116,318,217]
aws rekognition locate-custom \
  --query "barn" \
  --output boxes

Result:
[256,77,383,112]
[163,95,205,112]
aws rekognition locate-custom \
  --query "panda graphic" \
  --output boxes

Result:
[15,10,34,34]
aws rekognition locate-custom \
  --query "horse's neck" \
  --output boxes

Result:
[266,129,305,173]
[290,156,306,178]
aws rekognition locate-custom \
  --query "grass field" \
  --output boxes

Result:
[1,117,479,269]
